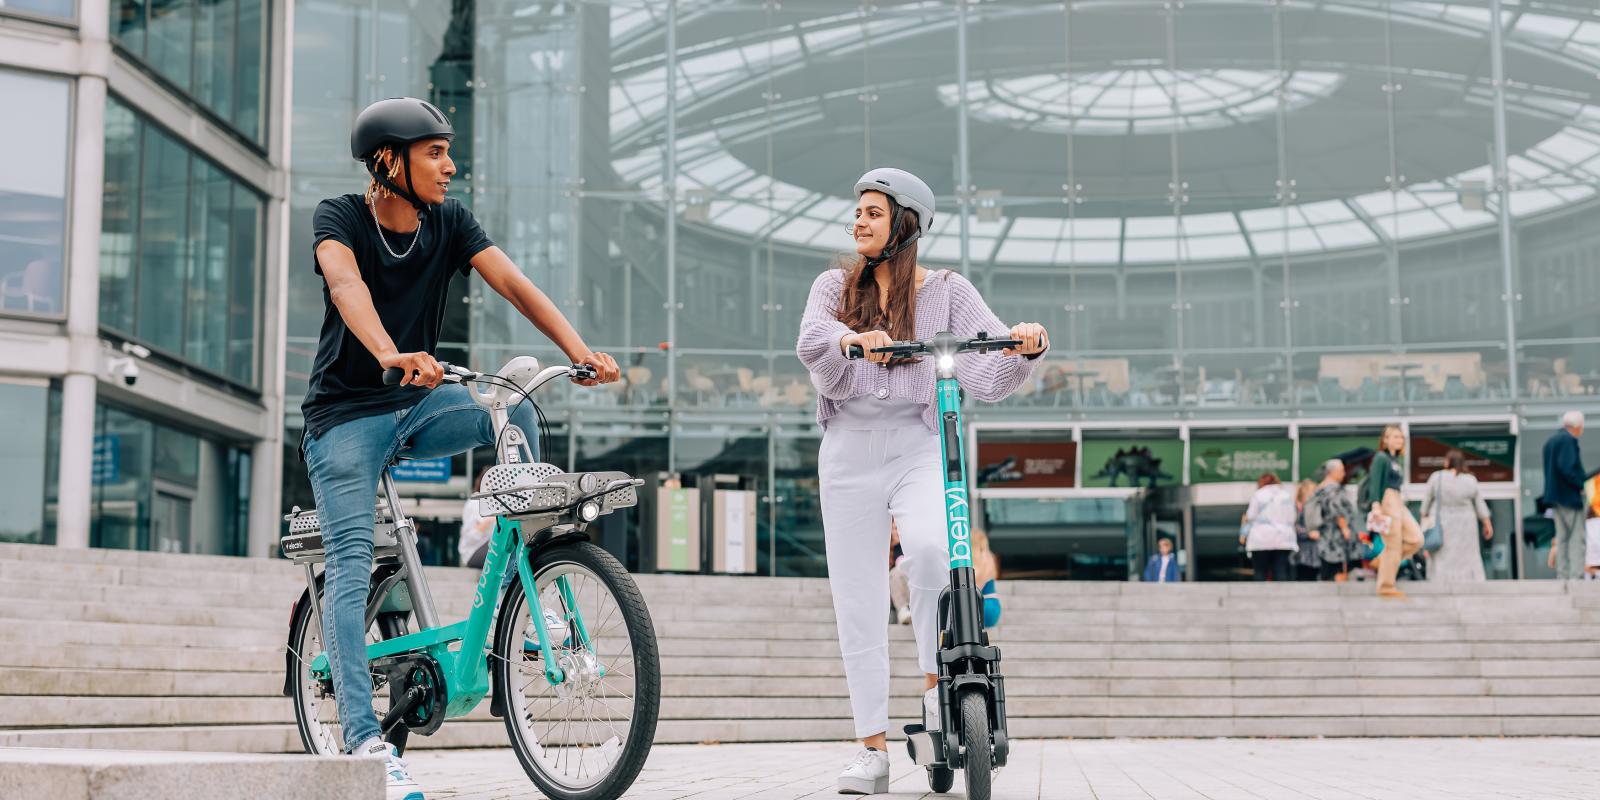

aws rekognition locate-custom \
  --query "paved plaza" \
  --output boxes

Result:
[410,738,1600,799]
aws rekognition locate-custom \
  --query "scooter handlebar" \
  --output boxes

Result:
[960,337,1023,354]
[844,334,1027,360]
[845,342,927,360]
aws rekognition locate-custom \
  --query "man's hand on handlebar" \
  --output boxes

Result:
[841,330,896,365]
[380,351,445,388]
[573,351,620,387]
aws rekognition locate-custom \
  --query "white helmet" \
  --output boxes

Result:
[854,167,936,237]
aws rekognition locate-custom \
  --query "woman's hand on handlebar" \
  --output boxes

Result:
[380,351,444,388]
[573,351,620,386]
[841,330,895,364]
[1005,322,1049,358]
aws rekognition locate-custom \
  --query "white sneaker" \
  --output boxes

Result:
[523,608,571,652]
[923,687,940,732]
[355,737,424,800]
[896,608,912,625]
[837,747,890,795]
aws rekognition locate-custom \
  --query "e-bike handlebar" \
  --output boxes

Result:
[382,362,598,387]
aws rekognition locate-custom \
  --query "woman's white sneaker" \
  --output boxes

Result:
[923,687,940,732]
[837,747,889,795]
[354,736,425,800]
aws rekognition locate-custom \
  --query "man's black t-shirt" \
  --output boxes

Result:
[301,194,494,441]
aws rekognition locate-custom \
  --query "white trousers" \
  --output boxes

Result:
[819,415,951,739]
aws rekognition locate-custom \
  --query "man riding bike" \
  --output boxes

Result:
[301,96,619,799]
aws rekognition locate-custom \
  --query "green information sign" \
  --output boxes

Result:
[1298,435,1380,482]
[1190,438,1292,484]
[1081,440,1183,488]
[666,488,694,571]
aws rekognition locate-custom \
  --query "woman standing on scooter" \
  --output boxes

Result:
[796,168,1049,794]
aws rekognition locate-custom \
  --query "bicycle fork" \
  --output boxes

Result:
[510,525,601,687]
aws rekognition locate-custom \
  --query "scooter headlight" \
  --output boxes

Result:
[937,354,955,372]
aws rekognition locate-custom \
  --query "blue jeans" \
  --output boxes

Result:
[303,384,538,751]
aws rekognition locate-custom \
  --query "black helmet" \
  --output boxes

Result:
[350,97,455,210]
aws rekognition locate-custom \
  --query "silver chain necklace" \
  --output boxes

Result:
[367,195,423,259]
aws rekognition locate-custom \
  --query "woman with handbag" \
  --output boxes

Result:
[1422,449,1493,583]
[1241,473,1298,581]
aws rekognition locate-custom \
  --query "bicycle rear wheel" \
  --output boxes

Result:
[493,541,660,800]
[288,569,411,755]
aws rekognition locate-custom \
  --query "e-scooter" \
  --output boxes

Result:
[847,330,1014,799]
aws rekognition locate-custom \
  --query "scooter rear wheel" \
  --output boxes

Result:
[927,764,954,793]
[959,691,992,800]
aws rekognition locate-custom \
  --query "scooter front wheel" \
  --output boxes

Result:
[959,691,993,800]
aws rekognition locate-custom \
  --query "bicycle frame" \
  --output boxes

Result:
[305,382,599,720]
[306,480,595,719]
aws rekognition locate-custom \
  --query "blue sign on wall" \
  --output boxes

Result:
[92,435,120,485]
[391,457,451,483]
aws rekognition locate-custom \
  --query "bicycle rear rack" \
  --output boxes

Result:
[280,500,400,565]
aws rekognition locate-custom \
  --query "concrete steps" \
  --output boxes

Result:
[0,747,380,800]
[3,542,1600,752]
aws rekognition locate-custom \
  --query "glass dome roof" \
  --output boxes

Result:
[940,68,1345,136]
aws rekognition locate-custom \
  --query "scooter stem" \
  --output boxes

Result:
[934,365,985,648]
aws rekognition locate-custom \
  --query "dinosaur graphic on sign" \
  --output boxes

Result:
[1091,446,1174,488]
[976,456,1023,486]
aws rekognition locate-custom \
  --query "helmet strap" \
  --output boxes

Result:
[364,150,429,213]
[863,206,921,269]
[401,147,423,215]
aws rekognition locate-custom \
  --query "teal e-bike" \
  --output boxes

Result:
[281,357,659,800]
[847,331,1014,800]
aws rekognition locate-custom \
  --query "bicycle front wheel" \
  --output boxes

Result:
[960,691,993,800]
[492,541,660,800]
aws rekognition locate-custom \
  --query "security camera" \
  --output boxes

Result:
[107,341,150,386]
[108,356,140,387]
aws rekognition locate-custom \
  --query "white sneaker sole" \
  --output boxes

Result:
[837,774,889,795]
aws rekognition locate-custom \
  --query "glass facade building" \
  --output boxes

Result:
[110,0,269,143]
[100,96,265,387]
[276,1,1598,578]
[0,2,286,558]
[0,68,71,317]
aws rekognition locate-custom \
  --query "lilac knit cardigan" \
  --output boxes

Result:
[795,268,1043,433]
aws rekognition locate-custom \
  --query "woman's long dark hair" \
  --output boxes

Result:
[834,196,921,341]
